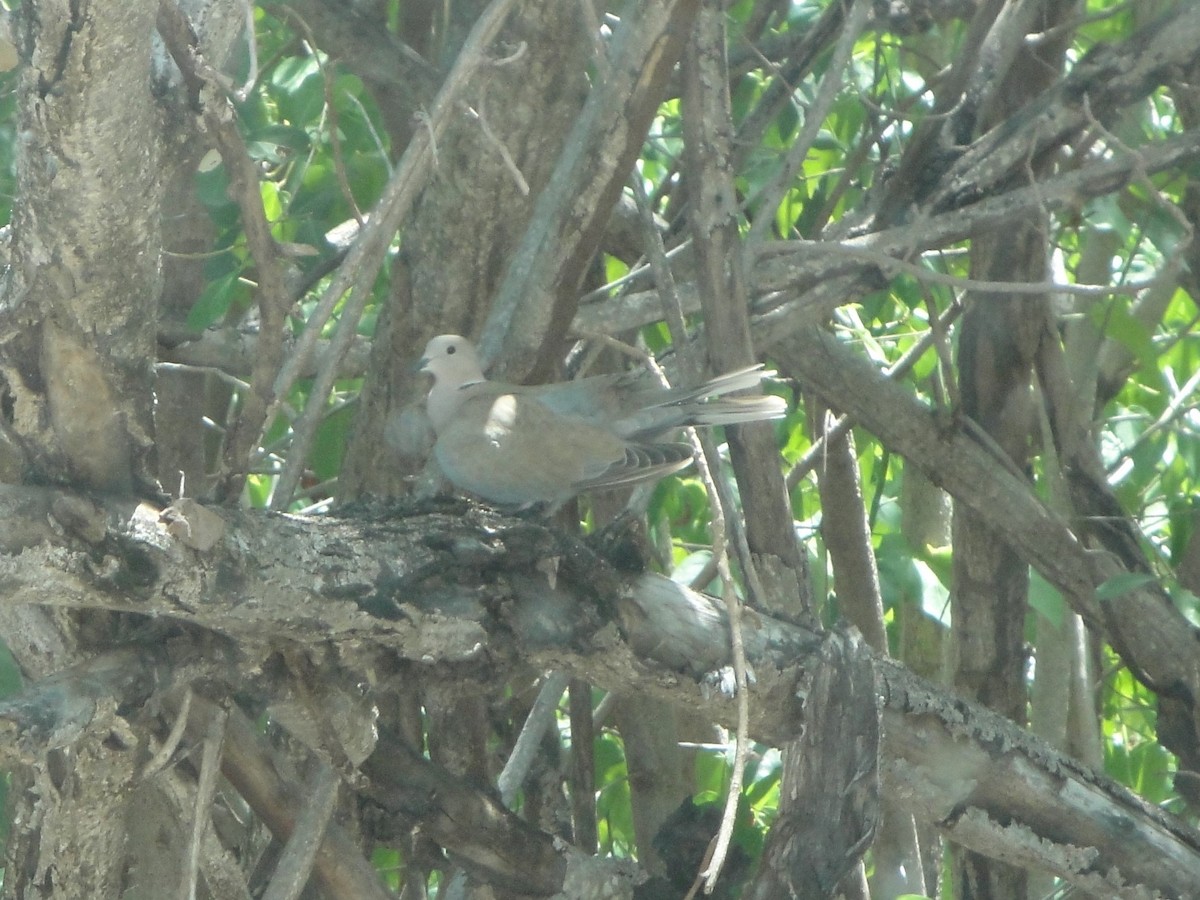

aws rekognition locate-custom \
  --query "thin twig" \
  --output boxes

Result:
[260,763,341,900]
[1120,353,1200,458]
[156,361,252,394]
[276,6,363,222]
[786,301,963,489]
[577,239,693,306]
[235,0,258,101]
[694,470,751,899]
[746,0,872,246]
[630,177,690,359]
[472,87,530,195]
[629,160,751,896]
[497,671,570,808]
[342,90,393,174]
[181,704,227,900]
[1024,0,1137,46]
[157,0,295,500]
[577,0,610,79]
[1083,95,1194,252]
[764,238,1179,299]
[142,687,194,779]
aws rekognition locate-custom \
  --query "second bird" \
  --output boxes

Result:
[417,335,787,507]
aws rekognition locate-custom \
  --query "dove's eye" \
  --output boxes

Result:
[447,345,457,355]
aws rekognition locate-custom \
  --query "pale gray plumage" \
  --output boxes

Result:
[417,334,786,506]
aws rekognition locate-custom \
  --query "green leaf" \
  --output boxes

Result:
[260,180,283,223]
[244,473,273,509]
[744,748,782,808]
[671,550,713,590]
[194,163,232,210]
[309,403,353,482]
[694,746,728,801]
[595,730,634,854]
[1029,569,1065,629]
[1095,572,1156,602]
[1092,301,1157,371]
[877,534,950,625]
[1168,585,1200,626]
[185,272,240,330]
[0,642,21,698]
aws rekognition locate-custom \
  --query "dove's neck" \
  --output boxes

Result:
[427,379,483,432]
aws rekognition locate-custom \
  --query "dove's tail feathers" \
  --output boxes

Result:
[613,366,786,439]
[686,393,789,427]
[662,368,790,425]
[647,364,773,409]
[574,443,694,493]
[662,366,786,417]
[695,365,778,399]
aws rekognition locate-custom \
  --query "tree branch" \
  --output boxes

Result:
[1,483,1198,895]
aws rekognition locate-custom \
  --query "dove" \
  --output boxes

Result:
[416,335,787,507]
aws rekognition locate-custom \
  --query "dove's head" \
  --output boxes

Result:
[417,335,486,386]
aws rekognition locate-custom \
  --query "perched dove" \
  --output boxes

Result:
[417,335,786,507]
